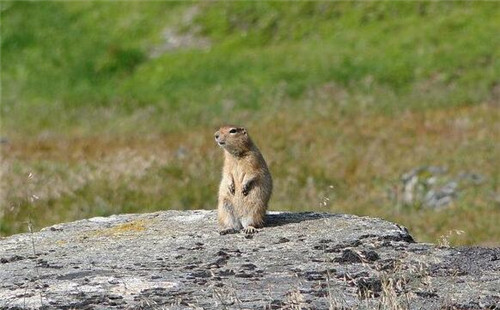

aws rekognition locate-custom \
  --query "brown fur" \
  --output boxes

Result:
[214,125,272,234]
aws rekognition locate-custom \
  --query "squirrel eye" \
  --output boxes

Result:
[229,128,237,134]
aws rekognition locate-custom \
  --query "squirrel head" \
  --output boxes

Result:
[214,125,252,156]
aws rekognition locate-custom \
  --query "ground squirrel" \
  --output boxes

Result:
[214,125,273,234]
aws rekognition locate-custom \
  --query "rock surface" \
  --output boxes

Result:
[0,210,498,309]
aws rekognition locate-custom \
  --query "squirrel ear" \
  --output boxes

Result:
[241,128,247,135]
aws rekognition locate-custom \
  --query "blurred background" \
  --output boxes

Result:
[1,2,499,245]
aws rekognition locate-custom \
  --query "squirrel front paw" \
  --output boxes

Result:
[242,181,253,196]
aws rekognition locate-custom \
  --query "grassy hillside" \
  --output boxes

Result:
[1,2,499,245]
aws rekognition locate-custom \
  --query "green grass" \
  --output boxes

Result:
[1,2,499,245]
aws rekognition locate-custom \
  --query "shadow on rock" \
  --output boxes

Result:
[265,212,338,228]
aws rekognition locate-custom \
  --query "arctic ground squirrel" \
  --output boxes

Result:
[214,125,272,234]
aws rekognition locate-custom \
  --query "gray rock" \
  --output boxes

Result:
[0,210,498,309]
[398,166,485,209]
[424,181,458,209]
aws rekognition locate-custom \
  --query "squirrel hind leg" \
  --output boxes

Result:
[218,199,243,233]
[240,214,264,235]
[219,228,240,235]
[243,226,258,234]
